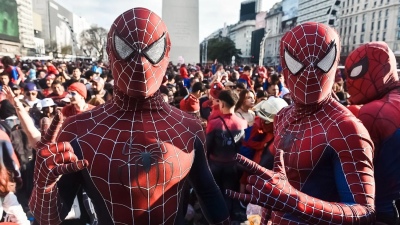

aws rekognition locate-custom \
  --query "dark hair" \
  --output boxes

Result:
[256,90,267,99]
[218,90,238,108]
[0,100,16,119]
[243,65,251,72]
[51,80,62,86]
[84,70,95,80]
[235,89,255,111]
[269,72,280,85]
[1,56,13,67]
[191,82,205,93]
[236,82,246,90]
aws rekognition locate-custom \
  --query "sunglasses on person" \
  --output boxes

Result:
[68,91,78,96]
[26,92,37,96]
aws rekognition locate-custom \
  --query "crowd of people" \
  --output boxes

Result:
[0,14,399,225]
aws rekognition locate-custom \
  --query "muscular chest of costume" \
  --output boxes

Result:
[274,111,335,189]
[76,111,195,222]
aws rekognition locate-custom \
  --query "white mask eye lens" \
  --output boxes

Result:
[114,34,134,59]
[317,43,337,73]
[284,50,304,75]
[143,33,166,64]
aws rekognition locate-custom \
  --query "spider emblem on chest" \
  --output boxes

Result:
[117,136,174,197]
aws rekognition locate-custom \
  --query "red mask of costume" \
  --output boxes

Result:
[107,8,171,98]
[345,42,398,105]
[280,22,340,105]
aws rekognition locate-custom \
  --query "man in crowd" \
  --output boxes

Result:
[64,68,82,88]
[61,82,95,118]
[23,83,41,109]
[180,82,205,116]
[47,80,68,107]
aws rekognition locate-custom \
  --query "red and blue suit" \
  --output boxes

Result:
[227,22,376,224]
[345,42,400,224]
[29,8,230,225]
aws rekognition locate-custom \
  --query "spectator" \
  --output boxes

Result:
[42,74,56,97]
[23,83,41,109]
[0,72,10,89]
[1,56,24,84]
[206,90,247,222]
[39,98,57,135]
[45,60,59,76]
[10,84,23,100]
[47,80,68,107]
[88,96,105,107]
[238,65,253,91]
[235,89,256,127]
[180,82,205,115]
[90,76,111,102]
[64,68,82,89]
[62,82,95,118]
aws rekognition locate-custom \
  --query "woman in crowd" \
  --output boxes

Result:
[235,89,256,127]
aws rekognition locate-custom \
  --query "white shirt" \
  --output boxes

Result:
[0,192,30,225]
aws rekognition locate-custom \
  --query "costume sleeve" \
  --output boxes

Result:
[29,118,83,225]
[188,136,230,225]
[284,119,376,224]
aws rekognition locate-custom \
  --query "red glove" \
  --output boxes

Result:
[29,111,88,224]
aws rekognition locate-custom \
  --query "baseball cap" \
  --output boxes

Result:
[224,81,235,87]
[92,76,105,85]
[254,97,288,123]
[11,83,20,90]
[41,98,56,108]
[210,82,224,99]
[24,83,38,92]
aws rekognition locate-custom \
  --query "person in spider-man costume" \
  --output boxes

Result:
[345,42,400,225]
[29,8,230,225]
[226,22,376,224]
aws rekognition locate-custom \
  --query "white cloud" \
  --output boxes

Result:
[55,0,280,42]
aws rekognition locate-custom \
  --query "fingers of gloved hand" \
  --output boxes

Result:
[37,142,74,158]
[235,154,273,179]
[225,189,258,205]
[52,159,89,176]
[36,111,64,149]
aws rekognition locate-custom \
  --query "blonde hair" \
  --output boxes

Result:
[88,96,105,106]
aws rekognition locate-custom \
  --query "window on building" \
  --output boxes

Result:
[364,3,368,9]
[377,33,380,41]
[363,14,366,21]
[350,18,352,23]
[397,30,400,40]
[362,23,365,32]
[360,34,364,43]
[378,21,381,29]
[398,17,400,28]
[344,27,347,34]
[384,19,387,29]
[374,1,377,7]
[386,9,389,17]
[355,16,358,22]
[355,25,357,32]
[370,33,373,41]
[373,12,375,19]
[353,35,356,44]
[357,6,359,11]
[379,10,382,18]
[383,32,386,41]
[380,0,383,4]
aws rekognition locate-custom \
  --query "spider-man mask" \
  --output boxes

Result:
[280,22,340,105]
[345,42,398,105]
[107,8,171,98]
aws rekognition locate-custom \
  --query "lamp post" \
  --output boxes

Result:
[259,29,271,67]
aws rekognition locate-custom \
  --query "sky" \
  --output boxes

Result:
[55,0,281,41]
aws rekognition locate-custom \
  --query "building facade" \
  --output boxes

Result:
[16,0,36,55]
[264,2,283,66]
[228,20,256,64]
[339,0,400,62]
[297,0,332,24]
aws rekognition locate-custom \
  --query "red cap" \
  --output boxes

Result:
[210,82,224,99]
[180,94,200,113]
[46,74,56,80]
[68,82,87,99]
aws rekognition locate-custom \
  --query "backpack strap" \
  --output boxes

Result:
[217,116,237,148]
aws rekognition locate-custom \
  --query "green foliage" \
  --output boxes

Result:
[207,37,241,65]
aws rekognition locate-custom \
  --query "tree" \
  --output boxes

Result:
[80,25,108,60]
[60,45,72,58]
[45,41,58,54]
[207,37,241,65]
